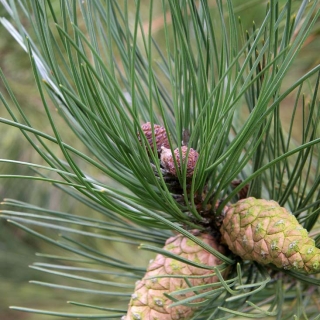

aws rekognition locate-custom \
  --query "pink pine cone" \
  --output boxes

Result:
[160,146,199,178]
[139,122,170,154]
[123,231,227,320]
[220,197,320,274]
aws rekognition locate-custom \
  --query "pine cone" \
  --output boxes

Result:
[139,122,170,154]
[123,231,227,320]
[160,146,199,178]
[220,197,320,274]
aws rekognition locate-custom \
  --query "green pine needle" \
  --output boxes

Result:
[1,0,320,319]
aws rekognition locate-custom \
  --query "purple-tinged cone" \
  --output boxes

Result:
[160,146,199,178]
[138,122,170,155]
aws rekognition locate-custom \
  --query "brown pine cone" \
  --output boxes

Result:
[160,146,199,178]
[138,122,170,154]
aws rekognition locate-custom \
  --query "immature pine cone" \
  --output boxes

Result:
[220,197,320,274]
[139,122,170,154]
[160,146,199,178]
[123,231,228,320]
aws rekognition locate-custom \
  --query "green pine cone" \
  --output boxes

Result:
[123,231,228,320]
[220,197,320,274]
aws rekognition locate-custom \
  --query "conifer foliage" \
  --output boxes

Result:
[0,0,320,319]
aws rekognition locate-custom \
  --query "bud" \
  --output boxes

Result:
[160,146,199,178]
[138,122,170,154]
[220,197,320,274]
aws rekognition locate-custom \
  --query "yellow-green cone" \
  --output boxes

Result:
[220,197,320,274]
[123,231,227,320]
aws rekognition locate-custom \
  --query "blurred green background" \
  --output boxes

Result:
[1,1,319,319]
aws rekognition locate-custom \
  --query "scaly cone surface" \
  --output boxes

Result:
[123,231,228,320]
[160,146,199,178]
[138,122,170,154]
[220,197,320,274]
